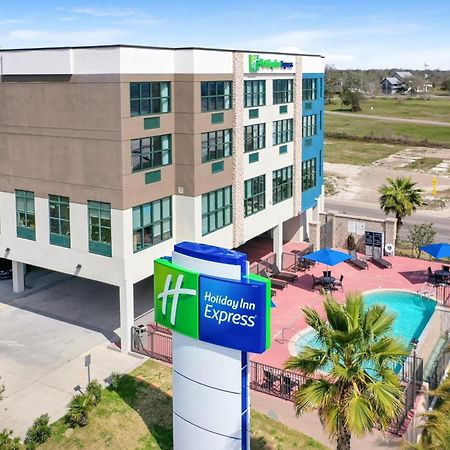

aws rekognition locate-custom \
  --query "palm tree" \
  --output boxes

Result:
[285,293,409,450]
[379,177,423,230]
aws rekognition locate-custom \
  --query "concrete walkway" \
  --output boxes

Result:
[325,110,450,127]
[251,390,402,449]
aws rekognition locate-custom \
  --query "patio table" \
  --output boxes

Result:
[318,276,336,291]
[434,270,450,284]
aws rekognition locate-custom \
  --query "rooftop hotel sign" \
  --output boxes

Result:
[248,54,294,73]
[154,256,271,353]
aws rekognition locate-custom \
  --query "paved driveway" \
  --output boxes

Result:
[0,270,151,438]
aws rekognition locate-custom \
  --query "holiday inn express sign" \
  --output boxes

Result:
[154,257,271,353]
[248,54,294,73]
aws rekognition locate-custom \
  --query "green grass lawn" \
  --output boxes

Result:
[405,158,443,171]
[325,114,450,147]
[325,139,405,165]
[40,360,328,450]
[326,96,450,123]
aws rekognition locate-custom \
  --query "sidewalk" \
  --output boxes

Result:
[251,390,403,449]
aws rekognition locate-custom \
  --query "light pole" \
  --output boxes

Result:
[411,338,419,400]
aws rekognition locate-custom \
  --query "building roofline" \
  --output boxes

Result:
[0,43,325,58]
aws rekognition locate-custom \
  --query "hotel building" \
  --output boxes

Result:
[0,45,325,351]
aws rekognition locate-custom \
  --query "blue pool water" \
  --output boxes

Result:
[294,290,436,356]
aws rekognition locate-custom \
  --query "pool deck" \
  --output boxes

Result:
[245,240,446,369]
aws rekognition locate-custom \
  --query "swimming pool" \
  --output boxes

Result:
[293,290,436,356]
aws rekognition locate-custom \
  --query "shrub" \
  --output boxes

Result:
[110,372,122,390]
[347,234,356,251]
[0,429,21,450]
[24,413,52,449]
[66,393,94,427]
[86,380,102,405]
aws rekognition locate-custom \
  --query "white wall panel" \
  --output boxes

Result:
[1,49,72,75]
[302,55,325,73]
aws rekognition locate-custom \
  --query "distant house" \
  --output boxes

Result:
[380,77,404,94]
[393,71,413,82]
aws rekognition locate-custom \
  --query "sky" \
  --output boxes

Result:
[1,0,449,69]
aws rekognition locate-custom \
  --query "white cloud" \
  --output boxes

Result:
[4,28,128,47]
[70,7,136,17]
[0,19,29,25]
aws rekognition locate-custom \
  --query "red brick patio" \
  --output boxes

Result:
[240,240,446,369]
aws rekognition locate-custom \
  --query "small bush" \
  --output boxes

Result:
[110,372,122,390]
[24,413,52,449]
[0,428,21,450]
[86,380,102,405]
[66,393,94,427]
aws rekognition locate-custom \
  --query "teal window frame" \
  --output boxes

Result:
[130,82,171,116]
[201,129,233,163]
[202,186,232,236]
[16,190,35,240]
[302,158,317,191]
[273,79,294,104]
[272,166,293,204]
[88,201,112,257]
[244,80,266,107]
[201,81,232,112]
[273,119,293,145]
[302,114,318,138]
[244,123,265,152]
[49,195,70,248]
[302,78,318,101]
[244,175,265,217]
[132,196,172,253]
[131,134,172,172]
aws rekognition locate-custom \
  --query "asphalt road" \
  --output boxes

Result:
[325,198,450,241]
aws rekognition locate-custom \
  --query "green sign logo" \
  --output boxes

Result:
[248,54,294,73]
[154,258,199,339]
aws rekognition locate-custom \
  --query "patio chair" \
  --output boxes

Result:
[443,265,450,272]
[311,274,322,291]
[347,249,368,270]
[268,262,298,283]
[280,375,298,397]
[333,275,344,291]
[297,257,314,271]
[262,369,280,390]
[323,270,331,278]
[427,267,436,284]
[258,269,288,290]
[371,247,392,269]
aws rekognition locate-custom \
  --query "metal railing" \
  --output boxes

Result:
[131,325,172,364]
[427,334,450,391]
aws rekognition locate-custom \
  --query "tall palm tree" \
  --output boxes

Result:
[379,177,423,230]
[285,293,409,450]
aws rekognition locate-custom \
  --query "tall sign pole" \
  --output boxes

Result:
[154,242,271,450]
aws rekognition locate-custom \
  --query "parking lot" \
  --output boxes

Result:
[0,269,151,437]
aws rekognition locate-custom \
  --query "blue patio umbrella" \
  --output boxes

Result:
[420,243,450,259]
[304,248,352,266]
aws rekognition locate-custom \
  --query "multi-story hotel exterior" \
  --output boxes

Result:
[0,45,325,352]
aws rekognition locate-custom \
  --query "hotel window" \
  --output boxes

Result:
[244,80,266,107]
[202,186,232,235]
[273,79,294,104]
[244,175,265,217]
[302,78,318,101]
[16,190,35,240]
[244,123,265,152]
[49,195,70,248]
[272,166,293,204]
[273,119,293,145]
[131,134,172,172]
[201,81,232,112]
[133,197,172,253]
[201,129,233,163]
[88,201,112,257]
[302,115,317,138]
[130,82,171,116]
[302,158,317,191]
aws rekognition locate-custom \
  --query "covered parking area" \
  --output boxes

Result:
[0,268,153,437]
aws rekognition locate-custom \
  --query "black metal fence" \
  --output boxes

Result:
[131,324,172,364]
[249,361,306,401]
[427,335,450,391]
[131,323,425,436]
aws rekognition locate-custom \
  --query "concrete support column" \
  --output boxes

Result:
[12,261,25,293]
[273,222,283,268]
[119,280,134,353]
